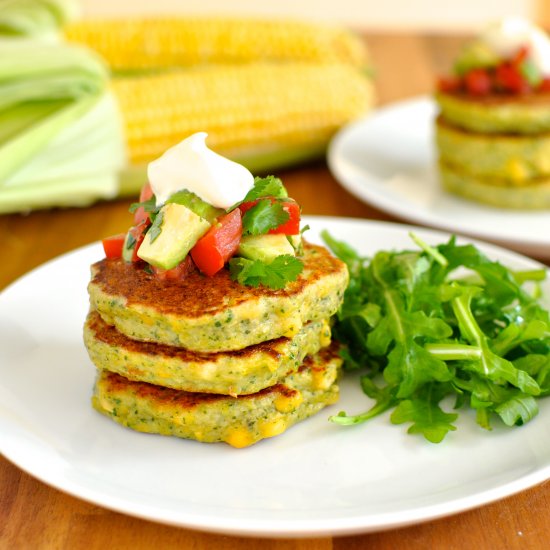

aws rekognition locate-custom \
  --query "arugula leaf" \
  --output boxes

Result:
[409,232,448,267]
[330,379,395,425]
[365,248,454,397]
[513,354,550,394]
[390,384,458,444]
[321,229,365,276]
[241,199,289,235]
[491,319,548,356]
[496,395,539,426]
[437,239,522,306]
[229,255,303,290]
[330,373,401,426]
[512,269,547,285]
[322,231,550,443]
[449,283,540,395]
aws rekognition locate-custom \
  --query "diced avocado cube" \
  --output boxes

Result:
[137,203,210,270]
[454,40,500,76]
[238,234,295,262]
[166,189,224,223]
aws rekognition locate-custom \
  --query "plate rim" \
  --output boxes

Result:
[2,215,550,538]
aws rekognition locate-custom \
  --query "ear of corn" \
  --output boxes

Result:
[113,63,374,170]
[65,17,375,192]
[0,13,374,211]
[64,17,370,72]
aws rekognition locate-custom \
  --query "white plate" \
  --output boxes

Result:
[327,96,550,259]
[2,216,550,538]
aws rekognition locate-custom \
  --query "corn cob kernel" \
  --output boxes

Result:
[64,17,369,71]
[111,63,374,166]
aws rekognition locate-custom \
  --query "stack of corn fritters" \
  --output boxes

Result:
[435,91,550,209]
[84,242,348,447]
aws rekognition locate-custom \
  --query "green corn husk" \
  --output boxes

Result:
[0,39,108,176]
[0,41,106,107]
[0,92,125,212]
[0,0,77,38]
[0,39,126,213]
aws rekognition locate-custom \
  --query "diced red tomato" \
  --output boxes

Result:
[495,62,529,94]
[191,209,243,277]
[127,220,149,262]
[102,233,126,259]
[133,182,154,226]
[464,68,492,96]
[152,256,196,281]
[238,197,301,235]
[271,199,300,235]
[511,46,529,67]
[438,46,545,97]
[238,199,257,216]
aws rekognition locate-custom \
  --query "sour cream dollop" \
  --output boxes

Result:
[481,16,550,75]
[148,132,254,209]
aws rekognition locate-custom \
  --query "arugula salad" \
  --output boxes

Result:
[323,231,550,443]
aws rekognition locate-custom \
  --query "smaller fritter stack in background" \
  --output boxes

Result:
[435,17,550,209]
[84,242,348,448]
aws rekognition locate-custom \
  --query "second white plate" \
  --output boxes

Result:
[328,96,550,259]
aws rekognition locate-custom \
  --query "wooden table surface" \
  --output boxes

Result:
[2,32,550,550]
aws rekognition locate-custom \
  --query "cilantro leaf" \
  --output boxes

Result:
[229,255,303,289]
[520,58,542,88]
[146,209,164,243]
[242,175,289,202]
[241,199,289,236]
[125,231,136,250]
[129,196,156,214]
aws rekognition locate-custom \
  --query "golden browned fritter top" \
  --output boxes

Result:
[87,241,347,351]
[89,242,344,318]
[440,89,550,107]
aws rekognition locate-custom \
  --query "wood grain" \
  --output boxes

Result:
[3,32,550,550]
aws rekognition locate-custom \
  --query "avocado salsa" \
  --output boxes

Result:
[101,175,305,290]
